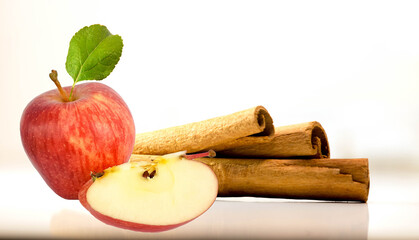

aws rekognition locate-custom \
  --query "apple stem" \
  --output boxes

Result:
[184,150,216,160]
[49,70,69,102]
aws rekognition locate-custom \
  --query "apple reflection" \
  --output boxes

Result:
[50,199,368,239]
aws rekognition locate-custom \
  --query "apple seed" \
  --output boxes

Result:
[149,170,156,179]
[90,171,105,182]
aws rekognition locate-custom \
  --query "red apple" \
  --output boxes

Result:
[20,82,135,199]
[78,151,218,232]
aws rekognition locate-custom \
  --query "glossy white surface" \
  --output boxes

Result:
[1,160,418,239]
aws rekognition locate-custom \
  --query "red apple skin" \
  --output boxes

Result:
[20,82,135,200]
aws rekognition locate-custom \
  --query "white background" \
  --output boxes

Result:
[1,1,419,239]
[1,0,418,170]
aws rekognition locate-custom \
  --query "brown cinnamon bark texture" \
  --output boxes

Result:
[130,155,369,202]
[217,121,330,158]
[133,106,274,155]
[197,158,369,202]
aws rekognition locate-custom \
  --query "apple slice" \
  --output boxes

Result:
[78,151,218,232]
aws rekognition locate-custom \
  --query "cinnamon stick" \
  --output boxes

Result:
[132,106,331,159]
[197,158,369,202]
[130,155,369,202]
[133,106,274,155]
[218,121,330,158]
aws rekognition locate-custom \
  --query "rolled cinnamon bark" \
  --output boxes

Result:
[218,121,330,158]
[197,158,369,202]
[133,106,274,155]
[129,155,369,202]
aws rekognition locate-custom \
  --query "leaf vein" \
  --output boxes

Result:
[74,35,110,82]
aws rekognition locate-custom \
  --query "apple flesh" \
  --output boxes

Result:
[20,82,135,199]
[78,152,218,232]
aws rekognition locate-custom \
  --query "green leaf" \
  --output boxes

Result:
[65,24,123,83]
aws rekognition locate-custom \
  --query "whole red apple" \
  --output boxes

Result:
[20,82,135,199]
